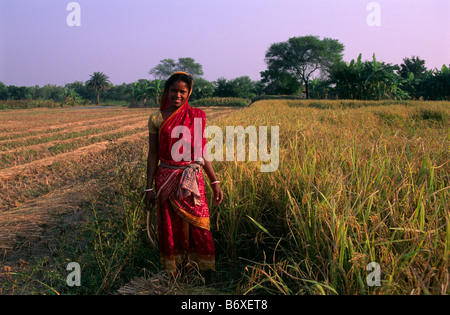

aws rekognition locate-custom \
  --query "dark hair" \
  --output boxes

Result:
[164,73,193,91]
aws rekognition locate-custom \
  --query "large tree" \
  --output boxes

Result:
[149,57,204,79]
[264,35,344,98]
[86,72,111,105]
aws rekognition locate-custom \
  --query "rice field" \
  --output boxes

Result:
[0,106,234,183]
[210,100,449,295]
[0,100,449,295]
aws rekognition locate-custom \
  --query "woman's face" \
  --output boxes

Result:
[168,80,189,108]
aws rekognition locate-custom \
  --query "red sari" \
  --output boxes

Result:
[154,77,215,273]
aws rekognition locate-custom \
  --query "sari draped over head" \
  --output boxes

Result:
[149,71,215,273]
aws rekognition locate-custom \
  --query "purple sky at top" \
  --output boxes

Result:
[0,0,449,87]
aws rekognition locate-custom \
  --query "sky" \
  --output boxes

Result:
[0,0,449,87]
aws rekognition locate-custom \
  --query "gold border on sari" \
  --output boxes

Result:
[169,196,210,231]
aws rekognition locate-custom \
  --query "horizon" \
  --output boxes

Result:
[1,0,449,87]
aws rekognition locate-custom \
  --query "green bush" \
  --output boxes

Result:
[0,99,93,110]
[191,97,250,107]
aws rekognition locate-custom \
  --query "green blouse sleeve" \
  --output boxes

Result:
[148,111,163,134]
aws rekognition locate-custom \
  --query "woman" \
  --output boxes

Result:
[145,71,223,276]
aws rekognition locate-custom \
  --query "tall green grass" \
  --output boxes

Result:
[207,100,449,294]
[86,99,448,294]
[62,144,157,294]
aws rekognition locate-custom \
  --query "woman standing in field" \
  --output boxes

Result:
[145,71,223,277]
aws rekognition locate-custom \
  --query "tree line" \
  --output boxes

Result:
[313,54,450,101]
[0,36,448,105]
[262,36,449,101]
[0,69,264,106]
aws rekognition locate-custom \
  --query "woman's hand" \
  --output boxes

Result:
[211,184,223,205]
[145,190,156,212]
[202,159,223,205]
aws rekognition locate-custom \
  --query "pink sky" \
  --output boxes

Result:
[0,0,449,86]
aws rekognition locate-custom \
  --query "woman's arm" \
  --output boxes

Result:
[203,158,223,205]
[147,133,159,187]
[145,132,159,210]
[202,157,217,183]
[200,110,223,205]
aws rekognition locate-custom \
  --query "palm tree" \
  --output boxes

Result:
[86,72,111,105]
